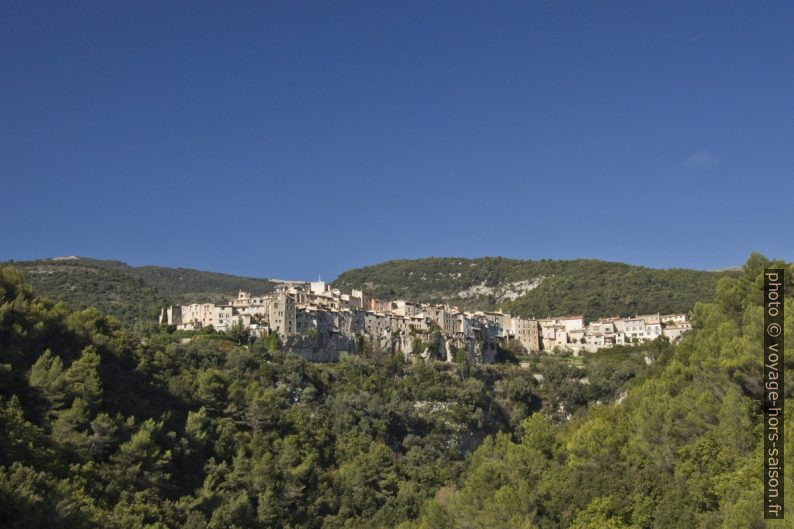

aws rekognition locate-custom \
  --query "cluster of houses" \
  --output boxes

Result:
[160,281,691,357]
[538,313,691,354]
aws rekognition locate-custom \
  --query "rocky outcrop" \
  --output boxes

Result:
[285,332,354,362]
[284,329,497,364]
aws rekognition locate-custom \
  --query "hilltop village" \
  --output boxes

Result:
[160,281,691,362]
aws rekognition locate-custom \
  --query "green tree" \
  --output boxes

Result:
[28,349,68,415]
[226,320,250,345]
[63,346,102,410]
[88,412,118,459]
[111,418,172,491]
[196,369,227,414]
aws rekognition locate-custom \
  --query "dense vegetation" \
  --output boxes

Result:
[4,258,276,325]
[1,253,789,528]
[403,253,793,529]
[1,262,673,528]
[333,257,736,319]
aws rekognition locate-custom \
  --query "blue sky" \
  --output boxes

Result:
[2,1,792,280]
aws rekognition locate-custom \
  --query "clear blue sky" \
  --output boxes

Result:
[2,1,792,280]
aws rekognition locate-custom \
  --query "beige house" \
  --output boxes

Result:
[509,317,540,353]
[268,291,296,337]
[180,303,217,330]
[637,313,661,325]
[663,322,692,340]
[661,313,689,324]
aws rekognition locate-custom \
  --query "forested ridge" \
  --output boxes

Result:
[0,254,791,528]
[5,258,276,326]
[333,257,736,320]
[7,256,736,328]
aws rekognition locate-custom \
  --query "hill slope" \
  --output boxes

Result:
[403,253,793,529]
[0,255,789,528]
[6,255,737,326]
[332,257,736,319]
[5,257,276,325]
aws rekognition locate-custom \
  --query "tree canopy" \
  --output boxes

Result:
[0,253,789,528]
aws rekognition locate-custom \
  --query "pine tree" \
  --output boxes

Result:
[28,349,68,417]
[63,346,102,410]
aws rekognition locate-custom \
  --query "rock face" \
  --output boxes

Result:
[456,277,546,302]
[284,333,354,362]
[446,338,496,364]
[284,330,497,364]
